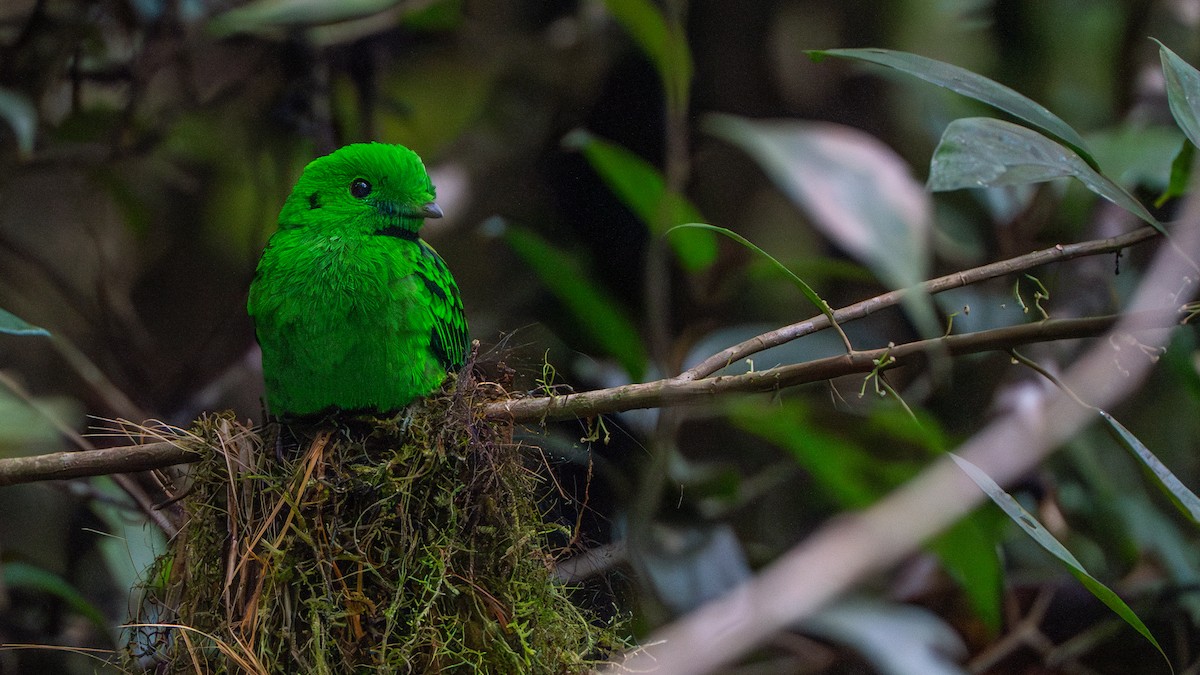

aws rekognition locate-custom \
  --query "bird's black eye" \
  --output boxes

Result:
[349,178,372,199]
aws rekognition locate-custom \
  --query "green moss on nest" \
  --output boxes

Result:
[129,378,623,673]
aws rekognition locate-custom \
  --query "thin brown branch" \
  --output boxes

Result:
[0,370,177,533]
[0,441,198,487]
[485,312,1164,423]
[679,225,1160,382]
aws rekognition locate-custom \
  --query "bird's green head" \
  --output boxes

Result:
[278,142,441,238]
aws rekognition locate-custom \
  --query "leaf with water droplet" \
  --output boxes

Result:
[929,118,1164,235]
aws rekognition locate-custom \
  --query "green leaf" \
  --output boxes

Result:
[564,130,715,271]
[808,48,1096,169]
[0,307,48,337]
[0,390,77,447]
[3,561,110,635]
[601,0,692,108]
[0,88,36,159]
[1101,410,1200,526]
[1157,140,1194,207]
[1157,40,1200,151]
[929,118,1165,234]
[730,400,879,508]
[401,0,463,32]
[952,454,1171,667]
[928,517,1004,635]
[503,225,647,380]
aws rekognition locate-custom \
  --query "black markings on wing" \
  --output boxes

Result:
[416,240,469,370]
[419,273,447,302]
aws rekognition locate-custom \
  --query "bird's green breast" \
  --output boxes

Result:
[248,230,450,415]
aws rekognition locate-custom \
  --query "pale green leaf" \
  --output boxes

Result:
[1157,40,1200,151]
[705,115,930,288]
[0,88,36,158]
[1101,410,1200,526]
[0,307,48,337]
[208,0,404,35]
[704,114,939,337]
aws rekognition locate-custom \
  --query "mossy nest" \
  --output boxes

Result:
[126,373,623,673]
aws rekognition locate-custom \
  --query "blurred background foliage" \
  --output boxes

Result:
[2,0,1200,673]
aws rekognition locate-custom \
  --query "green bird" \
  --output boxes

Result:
[248,143,469,416]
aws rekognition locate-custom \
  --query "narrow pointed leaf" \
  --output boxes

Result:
[602,0,692,107]
[1157,40,1200,150]
[670,223,841,342]
[3,562,109,634]
[1101,410,1200,526]
[808,48,1096,169]
[952,454,1170,667]
[929,118,1165,234]
[0,307,49,337]
[565,130,715,271]
[504,225,647,380]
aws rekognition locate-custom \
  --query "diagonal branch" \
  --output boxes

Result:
[679,225,1159,381]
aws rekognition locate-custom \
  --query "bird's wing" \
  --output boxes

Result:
[415,240,470,370]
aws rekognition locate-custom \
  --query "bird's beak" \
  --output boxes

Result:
[418,202,443,219]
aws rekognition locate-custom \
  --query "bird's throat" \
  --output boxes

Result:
[374,224,420,242]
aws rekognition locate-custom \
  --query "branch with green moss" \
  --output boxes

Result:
[0,226,1166,488]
